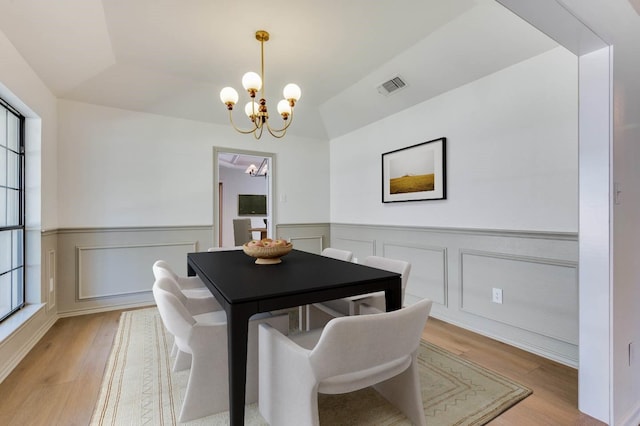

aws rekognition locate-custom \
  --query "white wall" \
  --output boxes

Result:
[605,9,640,426]
[330,47,578,232]
[577,46,612,424]
[57,100,330,228]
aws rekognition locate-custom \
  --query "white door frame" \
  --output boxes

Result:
[213,146,276,248]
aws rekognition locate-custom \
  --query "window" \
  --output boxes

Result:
[0,97,25,322]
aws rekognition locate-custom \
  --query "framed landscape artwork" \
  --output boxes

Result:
[382,137,446,203]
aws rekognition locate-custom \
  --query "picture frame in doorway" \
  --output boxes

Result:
[382,137,446,203]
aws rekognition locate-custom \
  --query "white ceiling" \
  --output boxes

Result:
[0,0,557,140]
[218,152,267,172]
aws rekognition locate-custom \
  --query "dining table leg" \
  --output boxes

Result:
[227,304,254,426]
[384,278,403,311]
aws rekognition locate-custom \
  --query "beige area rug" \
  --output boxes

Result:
[91,308,531,425]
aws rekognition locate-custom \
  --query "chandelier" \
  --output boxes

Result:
[219,30,301,139]
[245,158,268,177]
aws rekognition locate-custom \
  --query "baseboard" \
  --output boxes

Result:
[57,301,156,318]
[430,312,578,368]
[0,306,57,384]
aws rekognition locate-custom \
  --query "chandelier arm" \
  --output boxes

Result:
[253,124,264,140]
[264,109,295,134]
[266,126,287,139]
[228,110,260,135]
[264,121,289,136]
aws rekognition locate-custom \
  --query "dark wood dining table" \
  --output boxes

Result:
[187,248,402,426]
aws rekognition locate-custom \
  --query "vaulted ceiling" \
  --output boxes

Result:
[0,0,557,140]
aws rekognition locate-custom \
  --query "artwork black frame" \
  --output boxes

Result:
[382,137,446,203]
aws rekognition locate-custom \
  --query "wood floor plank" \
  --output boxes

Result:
[56,312,123,425]
[56,376,107,426]
[6,381,72,426]
[0,309,605,425]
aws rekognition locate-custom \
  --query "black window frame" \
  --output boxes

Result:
[0,96,26,323]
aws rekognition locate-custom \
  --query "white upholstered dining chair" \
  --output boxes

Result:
[258,298,433,426]
[151,274,220,371]
[152,260,220,315]
[153,277,289,422]
[153,259,205,290]
[320,247,353,262]
[306,255,411,328]
[153,260,225,367]
[299,247,354,330]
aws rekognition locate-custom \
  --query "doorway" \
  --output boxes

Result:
[213,147,276,247]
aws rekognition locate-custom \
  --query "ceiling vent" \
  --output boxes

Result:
[377,75,407,96]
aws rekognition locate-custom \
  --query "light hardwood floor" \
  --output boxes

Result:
[422,320,604,426]
[0,308,604,426]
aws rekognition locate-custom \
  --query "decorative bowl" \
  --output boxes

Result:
[242,239,293,264]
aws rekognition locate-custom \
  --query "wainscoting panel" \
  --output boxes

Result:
[460,250,578,344]
[330,223,579,366]
[288,236,324,254]
[77,242,197,300]
[382,243,447,306]
[276,223,330,255]
[46,249,56,311]
[56,226,213,315]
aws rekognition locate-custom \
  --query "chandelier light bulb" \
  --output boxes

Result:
[242,72,262,93]
[283,83,301,102]
[244,101,259,118]
[277,99,292,117]
[220,87,239,106]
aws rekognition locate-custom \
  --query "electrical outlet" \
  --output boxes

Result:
[492,288,503,304]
